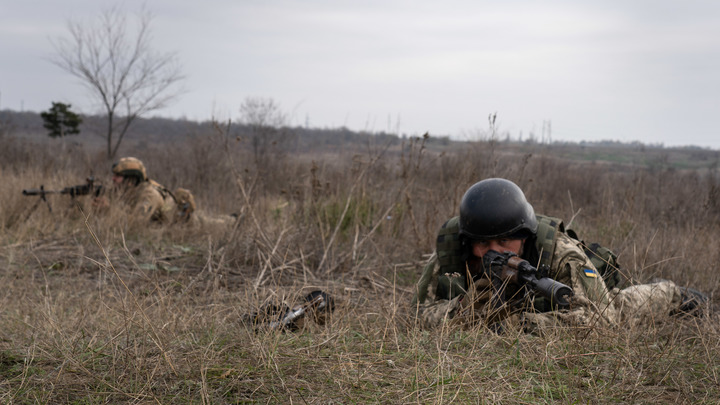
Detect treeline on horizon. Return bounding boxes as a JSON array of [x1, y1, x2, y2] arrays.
[[1, 108, 716, 154]]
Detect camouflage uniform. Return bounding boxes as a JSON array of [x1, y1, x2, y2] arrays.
[[189, 211, 237, 229], [110, 157, 174, 223], [122, 180, 173, 222], [412, 217, 685, 331]]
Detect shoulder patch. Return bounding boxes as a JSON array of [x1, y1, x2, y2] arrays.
[[583, 268, 599, 278]]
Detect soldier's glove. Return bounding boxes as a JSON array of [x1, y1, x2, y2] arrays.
[[453, 276, 493, 327], [480, 251, 528, 304], [458, 276, 493, 311], [453, 254, 519, 328]]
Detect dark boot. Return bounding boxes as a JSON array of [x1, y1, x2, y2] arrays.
[[672, 286, 710, 317]]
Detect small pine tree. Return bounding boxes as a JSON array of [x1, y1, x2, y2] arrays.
[[40, 102, 83, 138]]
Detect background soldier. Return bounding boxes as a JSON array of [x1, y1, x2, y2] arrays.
[[103, 157, 234, 229], [98, 157, 174, 223], [412, 178, 708, 332]]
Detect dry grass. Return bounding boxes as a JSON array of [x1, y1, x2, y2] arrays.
[[1, 130, 719, 403]]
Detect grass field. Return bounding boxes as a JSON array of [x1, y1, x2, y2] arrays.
[[1, 128, 719, 403]]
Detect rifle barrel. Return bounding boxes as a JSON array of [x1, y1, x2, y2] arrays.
[[528, 276, 573, 309], [22, 189, 61, 196]]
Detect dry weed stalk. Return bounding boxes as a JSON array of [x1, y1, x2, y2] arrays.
[[80, 206, 177, 375], [1, 128, 719, 402]]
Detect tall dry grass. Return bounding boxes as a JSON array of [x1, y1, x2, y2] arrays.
[[0, 129, 719, 403]]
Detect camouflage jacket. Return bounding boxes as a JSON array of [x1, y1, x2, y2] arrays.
[[117, 180, 173, 223]]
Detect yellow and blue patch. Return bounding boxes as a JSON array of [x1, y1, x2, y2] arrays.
[[583, 268, 599, 278]]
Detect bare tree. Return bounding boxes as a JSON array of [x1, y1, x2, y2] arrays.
[[239, 97, 292, 168], [51, 5, 185, 159]]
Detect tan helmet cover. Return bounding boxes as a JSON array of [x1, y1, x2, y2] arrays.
[[112, 157, 148, 182]]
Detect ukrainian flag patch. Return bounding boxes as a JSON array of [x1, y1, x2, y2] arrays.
[[583, 268, 599, 278]]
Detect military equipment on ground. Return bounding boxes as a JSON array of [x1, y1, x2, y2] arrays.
[[269, 290, 334, 330], [247, 290, 335, 331]]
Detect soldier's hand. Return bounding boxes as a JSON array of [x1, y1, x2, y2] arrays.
[[456, 272, 524, 328], [457, 276, 493, 314]]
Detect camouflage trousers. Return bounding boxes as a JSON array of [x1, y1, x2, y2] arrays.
[[416, 280, 684, 332], [187, 211, 236, 229], [522, 280, 683, 331]]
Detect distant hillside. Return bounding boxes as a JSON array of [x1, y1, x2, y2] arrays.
[[1, 109, 718, 171]]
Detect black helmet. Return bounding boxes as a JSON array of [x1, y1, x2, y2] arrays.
[[458, 178, 538, 240]]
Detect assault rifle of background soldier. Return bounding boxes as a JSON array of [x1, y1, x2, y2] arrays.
[[22, 176, 104, 213]]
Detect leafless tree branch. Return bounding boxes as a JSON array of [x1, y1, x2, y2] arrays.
[[50, 5, 185, 159]]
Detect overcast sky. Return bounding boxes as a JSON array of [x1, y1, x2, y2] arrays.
[[2, 0, 719, 149]]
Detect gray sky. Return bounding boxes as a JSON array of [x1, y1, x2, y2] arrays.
[[2, 0, 719, 149]]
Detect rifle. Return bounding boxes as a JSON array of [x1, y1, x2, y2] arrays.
[[22, 177, 104, 212], [248, 290, 335, 331], [481, 250, 574, 310]]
